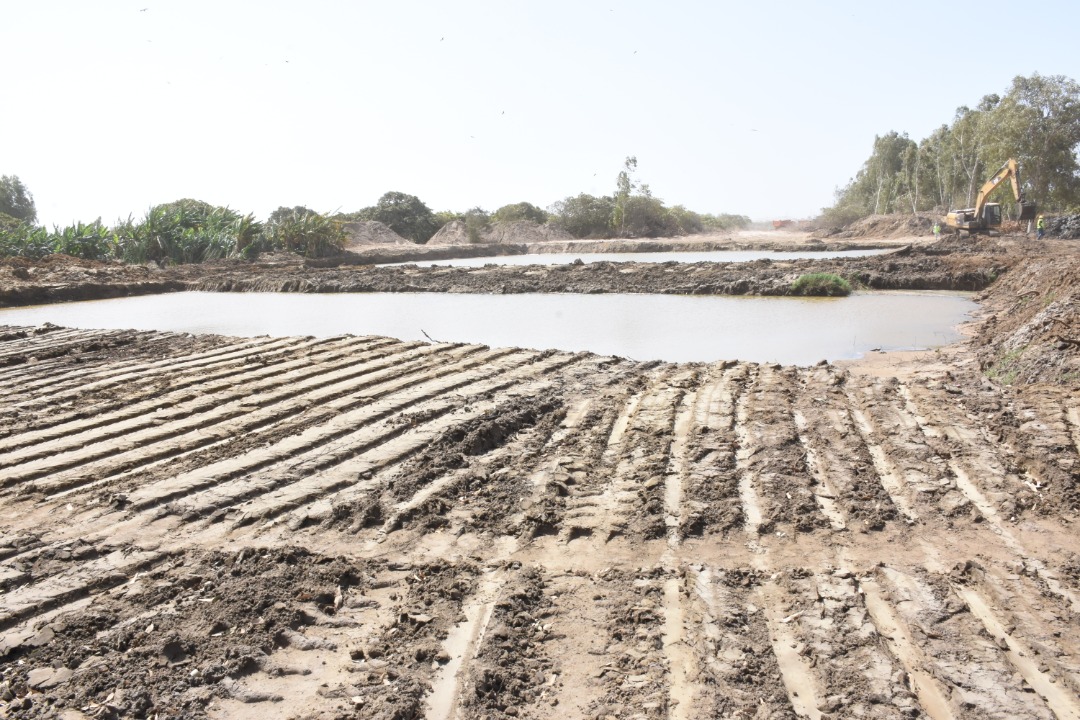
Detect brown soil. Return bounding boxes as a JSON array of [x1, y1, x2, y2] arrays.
[[340, 222, 413, 249], [0, 227, 1079, 718]]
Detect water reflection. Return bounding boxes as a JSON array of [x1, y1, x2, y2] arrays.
[[0, 290, 974, 365]]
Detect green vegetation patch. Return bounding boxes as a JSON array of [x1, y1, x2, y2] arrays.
[[790, 273, 852, 297], [984, 345, 1027, 386]]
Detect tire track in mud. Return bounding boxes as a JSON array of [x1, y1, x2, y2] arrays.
[[897, 383, 1080, 612], [0, 349, 585, 577], [0, 337, 350, 441], [559, 366, 689, 544], [4, 326, 1080, 718], [0, 335, 402, 458], [2, 334, 303, 407], [793, 365, 900, 531], [671, 362, 748, 538], [3, 343, 500, 497], [843, 377, 952, 523], [736, 364, 830, 537], [870, 564, 1061, 719]]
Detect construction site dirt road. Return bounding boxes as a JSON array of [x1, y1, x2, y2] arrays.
[[0, 231, 1078, 719]]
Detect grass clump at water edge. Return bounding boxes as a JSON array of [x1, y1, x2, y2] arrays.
[[790, 273, 852, 297]]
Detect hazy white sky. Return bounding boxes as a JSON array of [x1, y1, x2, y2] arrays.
[[4, 1, 1079, 227]]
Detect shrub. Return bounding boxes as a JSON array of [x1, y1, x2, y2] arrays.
[[790, 273, 852, 296], [549, 193, 616, 238], [262, 209, 345, 258], [463, 207, 490, 243], [492, 202, 548, 225]]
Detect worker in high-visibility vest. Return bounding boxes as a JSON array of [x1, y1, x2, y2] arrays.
[[932, 222, 941, 240], [1037, 215, 1046, 240]]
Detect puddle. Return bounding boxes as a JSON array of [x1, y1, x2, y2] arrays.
[[0, 290, 975, 365], [383, 248, 889, 267]]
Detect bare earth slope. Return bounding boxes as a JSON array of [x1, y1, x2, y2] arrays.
[[0, 232, 1078, 719]]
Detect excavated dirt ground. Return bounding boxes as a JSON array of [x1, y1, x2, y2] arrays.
[[0, 230, 1079, 719]]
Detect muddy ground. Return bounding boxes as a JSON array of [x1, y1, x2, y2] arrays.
[[0, 229, 1078, 719], [0, 233, 1007, 308]]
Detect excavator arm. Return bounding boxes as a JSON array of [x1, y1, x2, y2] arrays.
[[973, 159, 1037, 222], [945, 157, 1037, 233]]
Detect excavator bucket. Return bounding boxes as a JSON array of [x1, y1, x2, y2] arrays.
[[1018, 201, 1037, 221]]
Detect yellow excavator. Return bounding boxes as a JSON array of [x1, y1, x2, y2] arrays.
[[944, 158, 1037, 234]]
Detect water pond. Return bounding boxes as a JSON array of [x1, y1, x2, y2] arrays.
[[0, 290, 976, 365]]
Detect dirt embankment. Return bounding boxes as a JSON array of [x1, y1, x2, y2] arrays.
[[0, 237, 1011, 308], [194, 248, 1001, 296]]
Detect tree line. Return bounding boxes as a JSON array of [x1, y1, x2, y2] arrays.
[[0, 161, 749, 264], [822, 73, 1080, 226]]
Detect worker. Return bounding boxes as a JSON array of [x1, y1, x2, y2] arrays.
[[1036, 215, 1046, 240], [932, 222, 941, 240]]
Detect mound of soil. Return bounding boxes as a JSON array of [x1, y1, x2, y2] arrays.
[[974, 251, 1080, 385], [426, 220, 470, 246], [483, 221, 572, 244], [1045, 214, 1080, 239], [427, 220, 573, 247], [821, 213, 936, 239], [341, 221, 412, 248]]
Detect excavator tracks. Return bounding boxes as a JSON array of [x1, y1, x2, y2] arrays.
[[1, 325, 1078, 719]]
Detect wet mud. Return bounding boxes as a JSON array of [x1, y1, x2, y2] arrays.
[[0, 232, 1078, 718]]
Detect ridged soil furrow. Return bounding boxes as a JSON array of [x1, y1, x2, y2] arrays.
[[875, 565, 1058, 719], [0, 327, 95, 361], [843, 377, 955, 522], [425, 569, 508, 720], [612, 366, 698, 542], [455, 566, 557, 719], [779, 568, 919, 718], [792, 365, 900, 531], [0, 548, 167, 633], [562, 367, 684, 542], [737, 364, 831, 536], [0, 336, 415, 462], [2, 342, 485, 494], [379, 357, 629, 545], [952, 561, 1080, 710], [979, 385, 1080, 515], [586, 567, 672, 719], [678, 565, 799, 718], [1, 336, 392, 445], [211, 360, 575, 532], [676, 362, 749, 538], [0, 354, 96, 393], [0, 335, 320, 441], [0, 354, 556, 577], [116, 348, 541, 515], [2, 334, 312, 408], [901, 382, 1034, 517], [0, 329, 157, 372]]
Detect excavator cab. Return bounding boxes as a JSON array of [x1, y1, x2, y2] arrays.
[[982, 204, 1002, 227]]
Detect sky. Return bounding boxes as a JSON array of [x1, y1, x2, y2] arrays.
[[3, 0, 1080, 228]]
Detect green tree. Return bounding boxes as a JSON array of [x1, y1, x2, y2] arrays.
[[492, 201, 548, 224], [463, 206, 490, 243], [985, 74, 1080, 210], [368, 191, 440, 244], [268, 205, 316, 224], [549, 193, 616, 238], [612, 156, 638, 235], [263, 209, 344, 258], [0, 175, 37, 223]]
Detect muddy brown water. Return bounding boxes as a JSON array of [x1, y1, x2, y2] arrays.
[[0, 289, 975, 364], [382, 248, 890, 267]]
